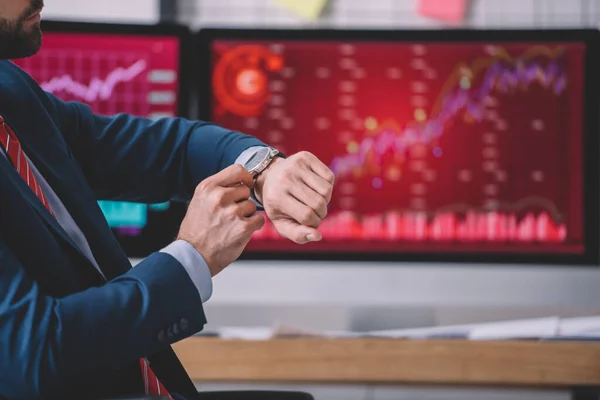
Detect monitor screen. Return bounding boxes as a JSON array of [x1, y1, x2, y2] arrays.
[[14, 21, 190, 256], [202, 30, 600, 264]]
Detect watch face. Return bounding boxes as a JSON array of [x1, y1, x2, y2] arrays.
[[245, 147, 271, 171]]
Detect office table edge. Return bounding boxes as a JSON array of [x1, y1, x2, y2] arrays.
[[172, 337, 600, 387]]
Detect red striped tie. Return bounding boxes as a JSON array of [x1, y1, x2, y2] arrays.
[[0, 115, 52, 214], [0, 115, 173, 399]]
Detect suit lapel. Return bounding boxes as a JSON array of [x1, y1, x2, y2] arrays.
[[2, 113, 131, 281], [0, 149, 97, 265]]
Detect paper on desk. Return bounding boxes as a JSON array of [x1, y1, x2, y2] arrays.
[[216, 325, 362, 340], [366, 317, 561, 340], [218, 326, 275, 340], [209, 316, 600, 341], [468, 317, 559, 340], [274, 0, 328, 20], [366, 322, 475, 339], [272, 324, 364, 338], [555, 316, 600, 337], [271, 317, 561, 340]]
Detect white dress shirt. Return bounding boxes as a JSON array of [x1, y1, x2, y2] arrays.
[[0, 145, 265, 303]]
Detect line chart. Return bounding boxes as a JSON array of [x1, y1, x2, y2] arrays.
[[41, 59, 148, 102], [330, 48, 566, 178]]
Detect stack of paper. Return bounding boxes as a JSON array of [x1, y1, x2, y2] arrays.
[[202, 316, 600, 341], [555, 316, 600, 338], [367, 317, 561, 340], [365, 316, 600, 340]]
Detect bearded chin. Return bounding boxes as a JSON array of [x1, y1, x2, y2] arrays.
[[0, 19, 42, 60]]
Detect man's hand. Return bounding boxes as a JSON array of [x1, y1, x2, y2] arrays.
[[177, 165, 265, 276], [255, 151, 334, 244]]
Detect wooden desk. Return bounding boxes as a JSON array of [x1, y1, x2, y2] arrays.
[[173, 337, 600, 399]]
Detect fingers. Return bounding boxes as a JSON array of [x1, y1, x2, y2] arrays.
[[245, 212, 266, 232], [303, 154, 335, 185], [207, 164, 254, 189], [281, 193, 321, 228], [230, 199, 260, 236], [289, 154, 332, 220], [294, 152, 334, 204], [235, 199, 257, 218], [198, 165, 254, 206], [299, 171, 334, 203], [273, 218, 322, 244], [289, 183, 327, 220], [237, 212, 265, 245], [222, 184, 252, 204]]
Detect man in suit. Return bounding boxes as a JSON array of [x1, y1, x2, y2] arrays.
[[0, 0, 334, 399]]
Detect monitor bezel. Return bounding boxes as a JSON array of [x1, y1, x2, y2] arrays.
[[197, 28, 600, 266]]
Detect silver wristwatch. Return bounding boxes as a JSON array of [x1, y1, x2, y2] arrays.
[[244, 147, 280, 178]]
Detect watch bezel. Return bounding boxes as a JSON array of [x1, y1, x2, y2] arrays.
[[246, 147, 279, 177]]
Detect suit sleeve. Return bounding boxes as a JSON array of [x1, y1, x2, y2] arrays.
[[43, 92, 267, 202], [0, 236, 206, 399]]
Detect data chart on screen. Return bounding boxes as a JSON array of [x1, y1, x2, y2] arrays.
[[14, 32, 182, 239], [15, 32, 180, 119], [210, 40, 586, 256]]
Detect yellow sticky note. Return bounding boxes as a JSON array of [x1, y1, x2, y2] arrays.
[[275, 0, 328, 20]]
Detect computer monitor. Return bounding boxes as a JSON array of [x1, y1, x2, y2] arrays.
[[198, 28, 600, 265], [14, 20, 191, 256]]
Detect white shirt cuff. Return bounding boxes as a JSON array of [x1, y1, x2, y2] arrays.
[[235, 146, 267, 166], [160, 240, 213, 303]]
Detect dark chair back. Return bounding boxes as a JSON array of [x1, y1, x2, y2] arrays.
[[199, 391, 314, 400]]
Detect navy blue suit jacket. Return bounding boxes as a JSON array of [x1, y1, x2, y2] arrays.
[[0, 60, 265, 399]]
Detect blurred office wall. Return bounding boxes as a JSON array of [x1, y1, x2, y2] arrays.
[[43, 0, 159, 23], [179, 0, 599, 28]]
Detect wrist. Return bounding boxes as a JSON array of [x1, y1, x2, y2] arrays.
[[254, 156, 283, 204], [175, 236, 219, 277], [161, 240, 214, 302]]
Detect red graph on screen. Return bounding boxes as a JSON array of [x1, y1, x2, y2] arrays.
[[13, 33, 181, 234], [253, 210, 566, 242], [14, 33, 180, 118], [212, 40, 585, 255], [331, 47, 567, 179], [40, 59, 148, 102]]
